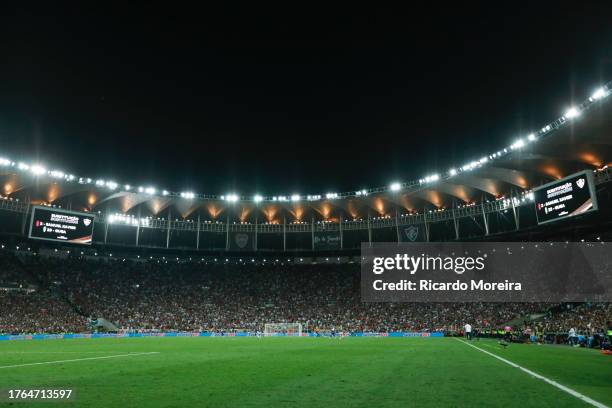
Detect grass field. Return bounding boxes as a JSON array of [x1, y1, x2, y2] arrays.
[[1, 337, 611, 407]]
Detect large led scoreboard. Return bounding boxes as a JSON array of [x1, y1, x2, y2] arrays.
[[28, 206, 95, 244], [533, 170, 598, 225]]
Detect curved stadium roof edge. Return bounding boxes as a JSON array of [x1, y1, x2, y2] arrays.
[[1, 81, 612, 221]]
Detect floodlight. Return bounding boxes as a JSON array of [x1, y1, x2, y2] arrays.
[[591, 87, 607, 100], [564, 107, 580, 119], [30, 165, 46, 175], [511, 139, 525, 150], [389, 182, 401, 191]]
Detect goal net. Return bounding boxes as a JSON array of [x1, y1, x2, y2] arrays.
[[264, 323, 303, 337]]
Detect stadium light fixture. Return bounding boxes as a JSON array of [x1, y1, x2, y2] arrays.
[[564, 107, 580, 119], [420, 175, 439, 184], [0, 158, 10, 166], [181, 191, 195, 199], [527, 133, 536, 142], [326, 192, 338, 199], [144, 187, 156, 195], [124, 184, 131, 191], [106, 181, 118, 190], [162, 190, 169, 196], [253, 194, 263, 203], [449, 168, 457, 176], [30, 164, 46, 176], [291, 194, 300, 202], [389, 182, 401, 191], [510, 139, 525, 150], [225, 193, 239, 202], [591, 87, 607, 100]]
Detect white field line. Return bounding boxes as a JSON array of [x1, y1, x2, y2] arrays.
[[455, 339, 608, 408], [0, 351, 159, 369], [0, 351, 128, 354]]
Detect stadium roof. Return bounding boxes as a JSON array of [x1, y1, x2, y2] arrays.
[[1, 83, 611, 222]]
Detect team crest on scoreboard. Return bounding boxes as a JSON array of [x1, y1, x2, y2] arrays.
[[235, 233, 249, 249], [404, 226, 419, 242]]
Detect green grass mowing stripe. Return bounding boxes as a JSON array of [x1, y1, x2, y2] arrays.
[[1, 337, 605, 407], [455, 339, 609, 408]]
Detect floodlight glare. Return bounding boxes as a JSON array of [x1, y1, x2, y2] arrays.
[[106, 181, 118, 190], [226, 193, 239, 202], [527, 133, 536, 142], [144, 187, 156, 195], [389, 182, 401, 191], [511, 139, 525, 150], [291, 194, 300, 202], [30, 165, 46, 176], [564, 107, 580, 119], [253, 194, 263, 203], [591, 87, 607, 100], [449, 168, 457, 176]]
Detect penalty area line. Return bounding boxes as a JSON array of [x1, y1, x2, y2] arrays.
[[455, 339, 608, 408], [0, 352, 160, 369]]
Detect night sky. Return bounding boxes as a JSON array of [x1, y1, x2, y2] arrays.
[[2, 4, 612, 196]]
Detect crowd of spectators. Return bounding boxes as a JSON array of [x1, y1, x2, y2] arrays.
[[0, 251, 609, 338]]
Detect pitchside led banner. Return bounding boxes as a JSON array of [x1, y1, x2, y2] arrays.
[[29, 206, 95, 244], [534, 170, 598, 225], [361, 242, 612, 302]]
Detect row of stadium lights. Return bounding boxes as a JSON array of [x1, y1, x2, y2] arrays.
[[3, 242, 606, 266], [0, 85, 610, 203]]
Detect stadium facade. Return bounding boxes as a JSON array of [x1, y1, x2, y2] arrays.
[[1, 84, 611, 253]]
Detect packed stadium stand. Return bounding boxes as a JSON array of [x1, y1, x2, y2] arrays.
[[1, 245, 610, 347], [1, 82, 611, 349]]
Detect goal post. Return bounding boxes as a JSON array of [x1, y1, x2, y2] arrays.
[[264, 323, 303, 337]]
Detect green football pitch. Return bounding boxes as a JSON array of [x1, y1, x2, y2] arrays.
[[0, 337, 611, 407]]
